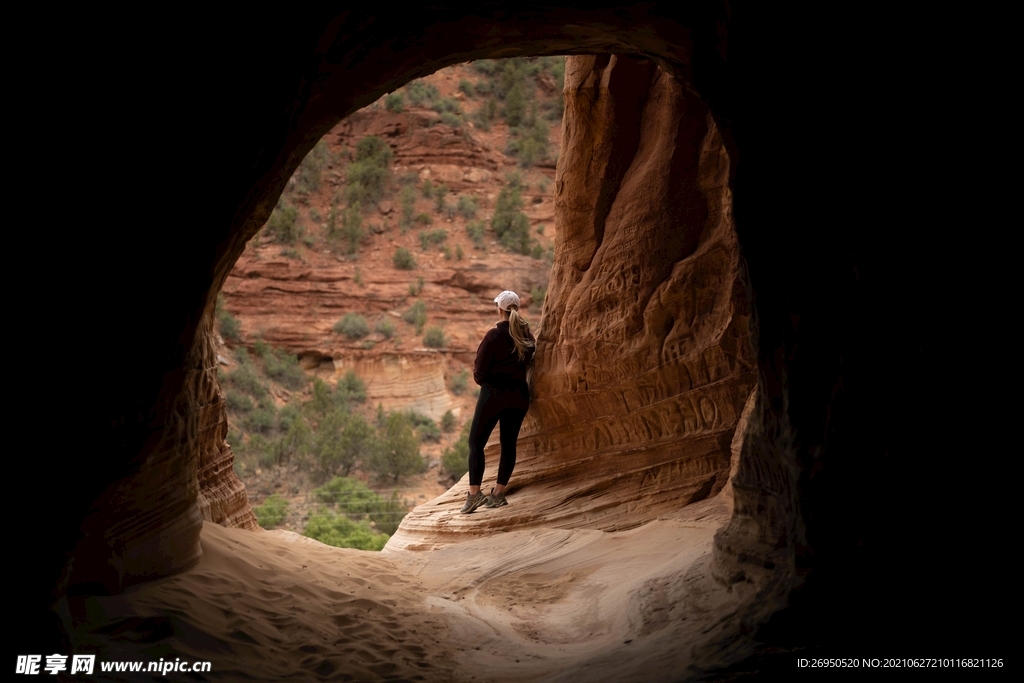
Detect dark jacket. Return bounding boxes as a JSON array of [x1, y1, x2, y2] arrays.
[[473, 320, 535, 389]]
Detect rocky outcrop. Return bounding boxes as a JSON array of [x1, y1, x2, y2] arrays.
[[390, 55, 755, 548]]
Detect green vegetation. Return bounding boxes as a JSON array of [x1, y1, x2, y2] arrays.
[[296, 139, 332, 194], [215, 294, 241, 342], [441, 410, 456, 432], [393, 247, 416, 270], [312, 410, 376, 482], [414, 212, 433, 226], [401, 410, 440, 443], [441, 421, 471, 480], [423, 326, 447, 348], [375, 316, 396, 338], [345, 136, 393, 206], [254, 494, 288, 529], [408, 276, 424, 296], [336, 370, 368, 403], [449, 369, 469, 395], [399, 185, 416, 232], [406, 79, 440, 106], [491, 182, 533, 254], [266, 197, 301, 244], [421, 179, 434, 199], [334, 313, 370, 339], [353, 269, 364, 286], [254, 340, 307, 390], [384, 92, 404, 113], [455, 244, 464, 260], [313, 476, 407, 535], [432, 183, 449, 213], [367, 412, 425, 484], [280, 248, 302, 260], [466, 220, 486, 249], [456, 195, 478, 219], [402, 300, 427, 333], [336, 203, 363, 255], [420, 229, 447, 251], [304, 508, 390, 551], [458, 79, 475, 97], [530, 284, 547, 309]]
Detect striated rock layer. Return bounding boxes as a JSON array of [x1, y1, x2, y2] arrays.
[[391, 55, 755, 549]]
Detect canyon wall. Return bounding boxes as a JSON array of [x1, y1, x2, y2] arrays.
[[390, 55, 756, 549]]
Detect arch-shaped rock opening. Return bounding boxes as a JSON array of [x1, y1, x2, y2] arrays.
[[23, 2, 1006, 677]]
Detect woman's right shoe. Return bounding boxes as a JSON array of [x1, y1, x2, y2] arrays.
[[461, 491, 485, 513], [483, 488, 508, 508]]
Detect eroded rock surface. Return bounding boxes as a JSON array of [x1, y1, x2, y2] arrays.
[[392, 55, 755, 548]]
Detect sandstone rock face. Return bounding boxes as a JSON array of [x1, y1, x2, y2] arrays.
[[391, 55, 755, 548]]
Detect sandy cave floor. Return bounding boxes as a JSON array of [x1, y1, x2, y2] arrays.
[[67, 491, 751, 683]]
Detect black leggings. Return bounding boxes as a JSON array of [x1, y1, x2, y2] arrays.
[[467, 384, 529, 487]]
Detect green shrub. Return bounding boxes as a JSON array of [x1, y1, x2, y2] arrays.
[[441, 410, 456, 432], [266, 197, 300, 244], [507, 112, 551, 167], [473, 59, 498, 75], [405, 412, 440, 442], [226, 390, 253, 413], [368, 412, 425, 484], [262, 347, 307, 390], [449, 369, 469, 395], [393, 247, 416, 270], [336, 370, 367, 403], [384, 92, 404, 112], [345, 136, 392, 206], [423, 326, 447, 348], [473, 99, 497, 130], [530, 284, 547, 308], [456, 195, 478, 219], [531, 243, 544, 259], [336, 203, 363, 255], [312, 410, 377, 482], [439, 111, 462, 128], [458, 79, 475, 97], [414, 212, 433, 226], [254, 494, 289, 529], [375, 316, 396, 338], [280, 248, 302, 260], [442, 245, 452, 260], [296, 139, 331, 194], [455, 244, 464, 260], [420, 229, 447, 251], [399, 185, 416, 232], [243, 404, 277, 434], [441, 422, 471, 479], [504, 81, 526, 126], [334, 313, 370, 339], [353, 269, 364, 286], [491, 184, 532, 254], [225, 359, 268, 401], [312, 476, 407, 535], [408, 276, 424, 296], [406, 79, 439, 106], [303, 508, 390, 551], [432, 183, 449, 213], [215, 294, 242, 342], [421, 179, 434, 199], [403, 300, 427, 333], [466, 220, 486, 249]]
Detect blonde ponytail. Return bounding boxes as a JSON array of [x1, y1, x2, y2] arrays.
[[506, 306, 535, 361]]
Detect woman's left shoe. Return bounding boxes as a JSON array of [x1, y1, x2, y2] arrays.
[[483, 488, 508, 508]]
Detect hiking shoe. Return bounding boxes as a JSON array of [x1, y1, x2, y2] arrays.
[[461, 491, 485, 514], [483, 489, 508, 508]]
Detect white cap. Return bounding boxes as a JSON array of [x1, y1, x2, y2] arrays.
[[494, 290, 521, 311]]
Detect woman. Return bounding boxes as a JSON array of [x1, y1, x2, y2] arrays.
[[461, 290, 536, 513]]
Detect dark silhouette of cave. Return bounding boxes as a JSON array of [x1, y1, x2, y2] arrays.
[[17, 1, 1007, 676]]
